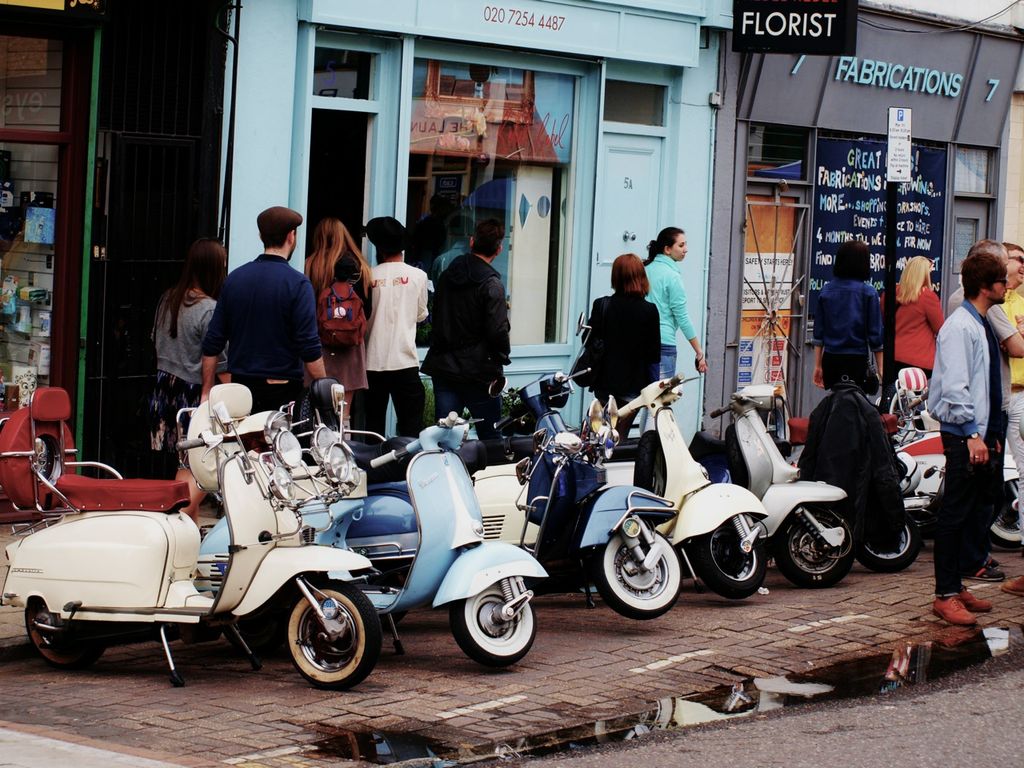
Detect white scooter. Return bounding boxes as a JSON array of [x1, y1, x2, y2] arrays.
[[701, 385, 922, 587], [0, 385, 382, 690]]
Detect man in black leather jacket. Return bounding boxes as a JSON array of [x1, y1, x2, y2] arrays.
[[422, 218, 510, 439]]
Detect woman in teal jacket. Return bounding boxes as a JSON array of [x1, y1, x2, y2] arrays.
[[643, 226, 707, 379]]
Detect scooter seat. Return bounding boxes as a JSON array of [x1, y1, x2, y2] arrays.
[[689, 430, 727, 459], [459, 439, 488, 474], [482, 436, 535, 466], [349, 437, 415, 484], [56, 475, 190, 513]]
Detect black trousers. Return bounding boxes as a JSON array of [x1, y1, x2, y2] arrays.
[[365, 368, 425, 438], [230, 375, 304, 416]]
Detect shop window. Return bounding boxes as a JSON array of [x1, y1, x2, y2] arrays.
[[603, 80, 665, 126], [0, 143, 57, 402], [407, 58, 575, 346], [954, 147, 991, 195], [312, 47, 373, 99], [952, 217, 979, 274], [747, 124, 807, 181]]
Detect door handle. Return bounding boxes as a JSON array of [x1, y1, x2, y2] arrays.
[[622, 231, 636, 242]]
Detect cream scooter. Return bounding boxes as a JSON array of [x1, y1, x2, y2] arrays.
[[0, 385, 382, 690], [614, 376, 770, 599]]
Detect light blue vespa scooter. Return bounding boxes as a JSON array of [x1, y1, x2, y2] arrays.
[[200, 387, 547, 667]]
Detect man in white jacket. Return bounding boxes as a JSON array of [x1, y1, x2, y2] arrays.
[[928, 243, 1007, 625]]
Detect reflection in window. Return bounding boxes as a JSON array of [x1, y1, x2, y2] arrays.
[[1, 36, 63, 132], [954, 147, 990, 194], [747, 124, 807, 181], [407, 59, 575, 345], [312, 47, 373, 99], [952, 217, 978, 274]]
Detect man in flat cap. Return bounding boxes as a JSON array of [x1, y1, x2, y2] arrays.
[[364, 216, 429, 437], [201, 205, 325, 412]]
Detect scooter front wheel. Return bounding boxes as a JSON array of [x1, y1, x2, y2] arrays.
[[687, 521, 767, 600], [449, 584, 536, 667], [590, 530, 681, 620], [989, 479, 1021, 549], [286, 580, 382, 690], [25, 598, 105, 670], [771, 506, 855, 588]]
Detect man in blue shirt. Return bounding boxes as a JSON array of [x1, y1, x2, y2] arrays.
[[927, 243, 1007, 625], [201, 206, 325, 413]]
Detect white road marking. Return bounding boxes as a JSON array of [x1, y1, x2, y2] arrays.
[[224, 745, 303, 763], [437, 694, 529, 720], [788, 614, 871, 633], [629, 648, 714, 673]]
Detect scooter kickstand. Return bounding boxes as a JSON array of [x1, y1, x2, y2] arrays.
[[677, 547, 705, 593], [159, 624, 185, 687], [224, 624, 263, 671], [385, 613, 405, 655]]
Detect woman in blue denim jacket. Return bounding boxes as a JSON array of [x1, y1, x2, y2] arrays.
[[812, 239, 884, 391]]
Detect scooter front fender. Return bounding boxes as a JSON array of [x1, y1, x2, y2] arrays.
[[760, 481, 847, 537], [231, 546, 373, 617], [576, 485, 676, 551], [432, 542, 548, 607], [670, 484, 768, 544]]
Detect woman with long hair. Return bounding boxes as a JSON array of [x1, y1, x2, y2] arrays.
[[149, 237, 227, 522], [304, 218, 373, 418], [887, 255, 943, 377], [643, 227, 707, 380], [812, 239, 884, 391], [587, 253, 660, 437]]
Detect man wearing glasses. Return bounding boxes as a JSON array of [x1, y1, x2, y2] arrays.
[[928, 242, 1008, 624]]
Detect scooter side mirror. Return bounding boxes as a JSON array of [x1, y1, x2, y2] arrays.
[[606, 396, 618, 429], [331, 383, 346, 425], [576, 311, 588, 336], [588, 398, 604, 434], [211, 401, 232, 432]]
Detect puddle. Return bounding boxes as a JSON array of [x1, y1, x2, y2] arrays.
[[305, 626, 1020, 765]]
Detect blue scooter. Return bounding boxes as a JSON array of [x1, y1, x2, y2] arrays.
[[201, 382, 546, 667], [478, 371, 683, 620]]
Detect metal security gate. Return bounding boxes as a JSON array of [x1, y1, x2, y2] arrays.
[[82, 1, 225, 476]]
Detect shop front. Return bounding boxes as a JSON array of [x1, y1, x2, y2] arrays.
[[0, 2, 102, 520], [708, 9, 1023, 420], [226, 0, 731, 433]]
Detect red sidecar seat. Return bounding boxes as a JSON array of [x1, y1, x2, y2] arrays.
[[0, 387, 188, 513]]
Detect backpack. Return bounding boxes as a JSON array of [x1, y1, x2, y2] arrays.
[[317, 281, 366, 348]]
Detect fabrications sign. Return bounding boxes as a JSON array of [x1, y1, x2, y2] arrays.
[[733, 0, 857, 55]]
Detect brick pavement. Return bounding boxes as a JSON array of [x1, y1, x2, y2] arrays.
[[1, 525, 1023, 768]]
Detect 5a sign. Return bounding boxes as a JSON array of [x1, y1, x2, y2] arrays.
[[733, 0, 857, 56]]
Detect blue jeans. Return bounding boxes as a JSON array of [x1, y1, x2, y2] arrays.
[[649, 344, 677, 382], [432, 377, 501, 440]]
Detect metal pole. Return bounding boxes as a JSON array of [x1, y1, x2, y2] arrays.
[[883, 180, 898, 389]]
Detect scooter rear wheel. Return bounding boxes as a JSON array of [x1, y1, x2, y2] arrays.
[[590, 530, 681, 620], [25, 598, 105, 670], [449, 584, 536, 667], [286, 581, 382, 690], [856, 520, 922, 573], [989, 479, 1021, 549]]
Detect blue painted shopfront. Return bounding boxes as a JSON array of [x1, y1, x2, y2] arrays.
[[224, 0, 731, 434]]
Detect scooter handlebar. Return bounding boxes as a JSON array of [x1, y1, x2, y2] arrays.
[[709, 406, 729, 418], [370, 448, 407, 469], [175, 437, 206, 451]]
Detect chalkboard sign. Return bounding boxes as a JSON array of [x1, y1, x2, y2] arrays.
[[808, 137, 946, 328]]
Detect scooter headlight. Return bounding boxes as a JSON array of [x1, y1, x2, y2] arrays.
[[264, 410, 290, 445], [310, 425, 342, 466], [273, 430, 303, 469], [324, 442, 357, 486], [270, 464, 295, 502]]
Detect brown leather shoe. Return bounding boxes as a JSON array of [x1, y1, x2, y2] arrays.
[[1001, 575, 1024, 597], [958, 588, 992, 613], [932, 596, 977, 626]]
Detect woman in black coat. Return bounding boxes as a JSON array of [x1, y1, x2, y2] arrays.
[[588, 253, 661, 438]]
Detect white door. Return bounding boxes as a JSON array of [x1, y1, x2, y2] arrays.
[[591, 133, 663, 303]]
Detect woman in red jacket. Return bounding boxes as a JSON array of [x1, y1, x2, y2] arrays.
[[888, 256, 944, 377]]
